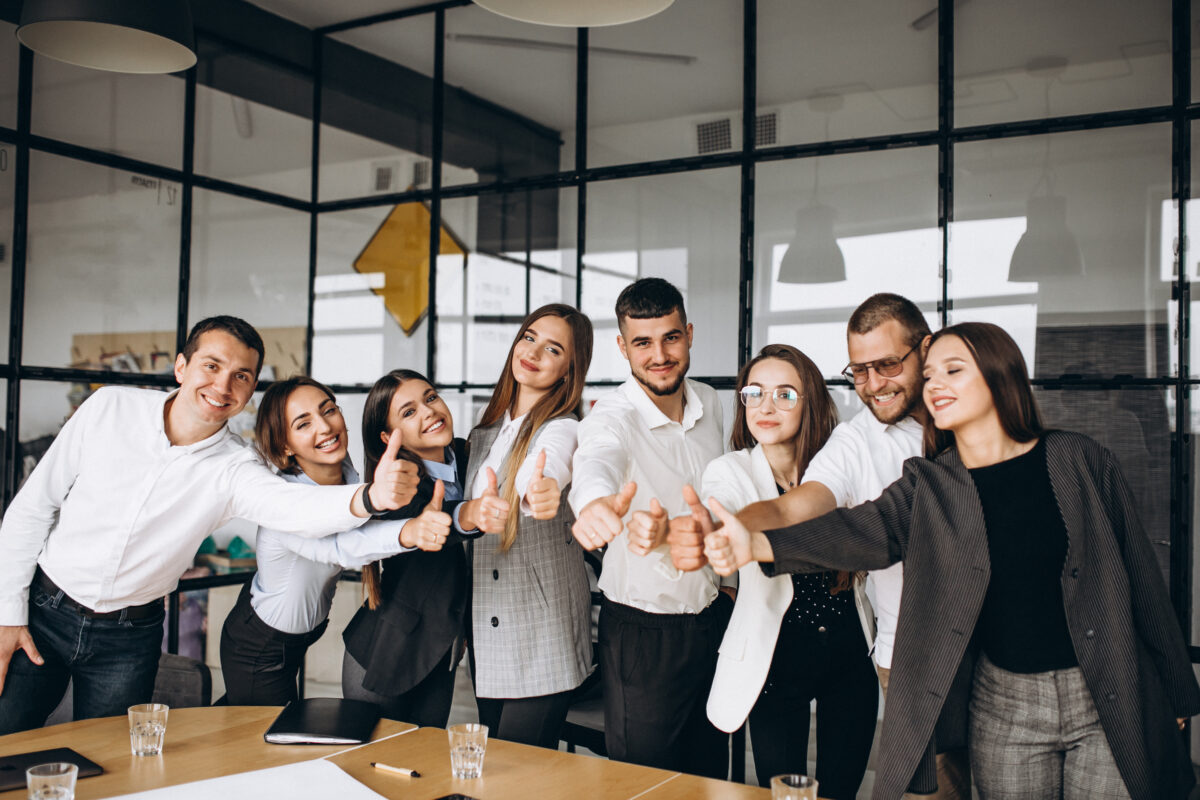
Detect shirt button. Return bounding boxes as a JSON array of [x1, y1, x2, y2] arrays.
[[1105, 692, 1117, 701], [1085, 629, 1095, 639], [1071, 567, 1079, 578], [490, 617, 499, 627], [492, 570, 499, 580], [817, 626, 827, 633]]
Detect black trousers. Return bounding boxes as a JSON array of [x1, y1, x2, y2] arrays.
[[219, 582, 328, 706], [748, 622, 879, 800], [341, 646, 457, 728], [598, 592, 733, 779], [475, 692, 574, 750]]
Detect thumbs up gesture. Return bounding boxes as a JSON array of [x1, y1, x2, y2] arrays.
[[525, 450, 561, 520], [704, 497, 756, 576], [461, 467, 512, 534], [400, 480, 452, 551], [626, 498, 668, 556], [571, 481, 637, 551], [365, 428, 421, 513], [667, 484, 716, 571]]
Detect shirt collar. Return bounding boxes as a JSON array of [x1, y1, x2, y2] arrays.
[[424, 448, 458, 482], [159, 389, 235, 454], [283, 459, 359, 486], [858, 406, 924, 438], [620, 377, 704, 432]]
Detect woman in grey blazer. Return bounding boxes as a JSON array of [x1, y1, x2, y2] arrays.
[[705, 322, 1200, 800], [464, 304, 595, 749]]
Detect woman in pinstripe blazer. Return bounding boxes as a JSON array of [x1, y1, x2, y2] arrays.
[[705, 322, 1200, 800], [464, 304, 595, 749]]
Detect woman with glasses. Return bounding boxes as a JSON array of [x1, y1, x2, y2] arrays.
[[703, 345, 878, 800], [705, 324, 1200, 800]]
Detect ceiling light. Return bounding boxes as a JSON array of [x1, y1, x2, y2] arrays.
[[1008, 194, 1084, 281], [473, 0, 675, 28], [17, 0, 196, 74], [778, 205, 846, 284]]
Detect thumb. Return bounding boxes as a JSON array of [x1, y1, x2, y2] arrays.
[[430, 479, 445, 511], [532, 449, 547, 482], [707, 497, 735, 529], [382, 428, 403, 462], [682, 484, 704, 515], [485, 467, 499, 496], [613, 481, 637, 515], [650, 497, 665, 519]]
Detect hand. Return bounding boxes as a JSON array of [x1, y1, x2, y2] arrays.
[[400, 480, 451, 552], [525, 450, 561, 520], [705, 497, 754, 576], [626, 498, 668, 556], [668, 484, 715, 571], [369, 429, 421, 511], [461, 468, 511, 534], [0, 624, 42, 694], [1179, 717, 1188, 731], [571, 481, 637, 551]]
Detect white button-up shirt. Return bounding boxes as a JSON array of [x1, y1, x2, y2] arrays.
[[0, 386, 364, 625], [468, 413, 577, 513], [570, 378, 725, 614], [801, 407, 923, 668]]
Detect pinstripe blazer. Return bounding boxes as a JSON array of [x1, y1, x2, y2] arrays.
[[763, 430, 1200, 800], [465, 417, 593, 698]]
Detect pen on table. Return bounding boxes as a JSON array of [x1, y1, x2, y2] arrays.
[[371, 762, 421, 778]]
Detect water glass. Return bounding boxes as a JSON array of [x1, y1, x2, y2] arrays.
[[128, 703, 169, 756], [26, 762, 77, 800], [447, 723, 488, 779], [771, 773, 818, 800]]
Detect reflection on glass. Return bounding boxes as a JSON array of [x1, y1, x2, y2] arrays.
[[31, 56, 184, 168], [951, 125, 1172, 379], [0, 21, 17, 129], [190, 189, 310, 382], [584, 168, 740, 380], [24, 152, 180, 369], [754, 147, 940, 378], [315, 207, 429, 386], [955, 1, 1170, 128], [758, 1, 936, 146], [0, 143, 12, 357], [588, 0, 740, 168]]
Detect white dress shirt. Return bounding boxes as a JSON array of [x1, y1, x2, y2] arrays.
[[801, 407, 923, 668], [468, 413, 577, 513], [0, 386, 364, 625], [250, 461, 411, 635], [569, 378, 725, 614]]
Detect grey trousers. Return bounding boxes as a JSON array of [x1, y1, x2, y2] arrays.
[[969, 653, 1131, 800]]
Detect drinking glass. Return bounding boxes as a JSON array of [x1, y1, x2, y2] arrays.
[[771, 773, 819, 800], [26, 762, 77, 800], [447, 723, 488, 779], [128, 703, 169, 756]]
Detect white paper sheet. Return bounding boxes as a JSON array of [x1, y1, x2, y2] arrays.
[[111, 758, 388, 800]]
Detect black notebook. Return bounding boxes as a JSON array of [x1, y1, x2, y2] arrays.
[[0, 747, 104, 792], [263, 698, 382, 745]]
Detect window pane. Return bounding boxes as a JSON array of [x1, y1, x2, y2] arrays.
[[753, 147, 941, 378], [194, 38, 312, 200], [24, 153, 180, 368], [320, 16, 441, 202], [1182, 123, 1200, 377], [30, 57, 184, 168], [583, 168, 741, 381], [950, 125, 1172, 379], [0, 21, 17, 129], [189, 189, 309, 382], [588, 0, 741, 168], [315, 206, 429, 386], [757, 1, 936, 147], [955, 0, 1170, 128]]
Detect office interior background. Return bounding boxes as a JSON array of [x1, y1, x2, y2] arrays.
[[1, 0, 1199, 764]]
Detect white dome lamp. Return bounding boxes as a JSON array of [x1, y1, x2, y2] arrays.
[[473, 0, 675, 27], [17, 0, 196, 74]]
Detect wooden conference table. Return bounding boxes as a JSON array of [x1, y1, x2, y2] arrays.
[[0, 707, 773, 799]]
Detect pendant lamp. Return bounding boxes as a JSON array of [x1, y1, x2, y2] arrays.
[[778, 204, 846, 284], [17, 0, 196, 74], [1008, 194, 1084, 281], [473, 0, 674, 27]]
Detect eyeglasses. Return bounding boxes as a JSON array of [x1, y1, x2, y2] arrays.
[[739, 385, 801, 410], [841, 344, 918, 385]]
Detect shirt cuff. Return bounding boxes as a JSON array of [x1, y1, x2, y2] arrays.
[[0, 597, 30, 626], [569, 486, 611, 517], [452, 503, 476, 534]]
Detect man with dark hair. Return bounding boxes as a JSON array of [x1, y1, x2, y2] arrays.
[[0, 316, 420, 734], [569, 277, 732, 778]]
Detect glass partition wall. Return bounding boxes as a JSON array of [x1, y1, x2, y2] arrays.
[[1, 0, 1199, 669]]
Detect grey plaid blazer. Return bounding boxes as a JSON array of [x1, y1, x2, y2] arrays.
[[764, 430, 1200, 800], [465, 417, 593, 699]]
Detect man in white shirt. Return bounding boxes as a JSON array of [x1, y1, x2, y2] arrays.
[[0, 316, 420, 734], [569, 278, 730, 779]]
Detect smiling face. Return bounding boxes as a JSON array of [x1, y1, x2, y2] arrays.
[[282, 384, 348, 475], [922, 334, 999, 435], [172, 330, 259, 432], [617, 309, 693, 398], [384, 379, 454, 462], [511, 314, 573, 395], [846, 318, 923, 425], [743, 358, 804, 447]]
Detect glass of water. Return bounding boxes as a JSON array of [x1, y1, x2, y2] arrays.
[[26, 762, 77, 800], [771, 774, 818, 800], [447, 723, 488, 779], [128, 703, 169, 756]]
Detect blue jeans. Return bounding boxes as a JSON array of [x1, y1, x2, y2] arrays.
[[0, 583, 164, 735]]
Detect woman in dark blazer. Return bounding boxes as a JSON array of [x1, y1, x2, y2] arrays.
[[704, 322, 1200, 800]]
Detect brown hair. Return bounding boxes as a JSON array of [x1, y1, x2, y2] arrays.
[[847, 293, 930, 350], [182, 315, 266, 376], [478, 304, 593, 551], [922, 321, 1045, 457], [254, 376, 337, 475]]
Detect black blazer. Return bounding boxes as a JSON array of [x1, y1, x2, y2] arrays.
[[342, 437, 480, 696], [764, 430, 1200, 800]]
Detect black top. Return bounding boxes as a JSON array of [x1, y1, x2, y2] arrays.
[[775, 483, 854, 634], [969, 437, 1077, 673]]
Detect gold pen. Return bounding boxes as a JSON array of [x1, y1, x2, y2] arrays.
[[371, 761, 421, 778]]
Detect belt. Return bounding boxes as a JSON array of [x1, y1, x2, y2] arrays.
[[33, 569, 163, 621]]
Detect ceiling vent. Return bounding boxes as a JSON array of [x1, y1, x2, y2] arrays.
[[370, 160, 399, 194], [696, 118, 733, 155], [413, 160, 431, 188], [755, 111, 778, 147]]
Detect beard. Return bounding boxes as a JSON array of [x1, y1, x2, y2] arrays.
[[631, 356, 689, 397], [862, 382, 922, 425]]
